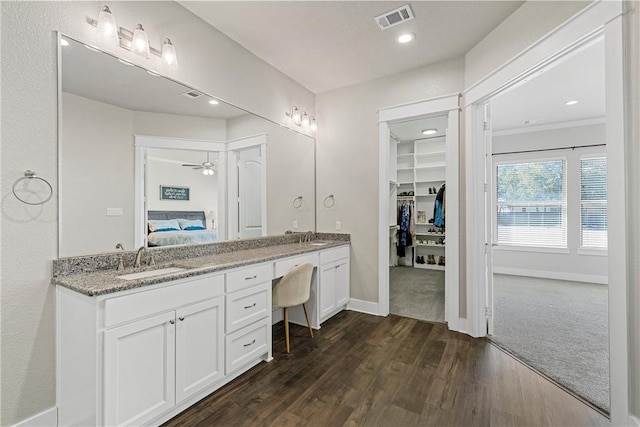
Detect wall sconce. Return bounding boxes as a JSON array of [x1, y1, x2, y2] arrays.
[[286, 106, 317, 132], [89, 5, 179, 69]]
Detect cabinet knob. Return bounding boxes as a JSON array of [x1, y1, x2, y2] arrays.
[[244, 302, 257, 309], [178, 316, 185, 321], [169, 320, 175, 325]]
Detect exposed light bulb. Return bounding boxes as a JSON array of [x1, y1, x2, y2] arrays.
[[131, 24, 150, 58], [292, 107, 301, 125], [310, 117, 317, 132], [301, 112, 310, 128], [161, 38, 179, 69], [96, 5, 118, 41]]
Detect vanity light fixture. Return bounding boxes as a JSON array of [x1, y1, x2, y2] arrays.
[[89, 5, 179, 69], [565, 100, 579, 106], [161, 38, 178, 69], [131, 24, 150, 58], [422, 128, 437, 135], [96, 5, 117, 40], [286, 106, 317, 132]]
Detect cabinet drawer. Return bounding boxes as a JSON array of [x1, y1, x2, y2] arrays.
[[319, 245, 350, 265], [225, 318, 269, 374], [104, 274, 224, 328], [226, 282, 270, 334], [274, 253, 319, 277], [226, 263, 273, 293]]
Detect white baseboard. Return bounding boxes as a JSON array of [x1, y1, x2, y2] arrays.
[[493, 267, 607, 285], [347, 298, 381, 316], [12, 407, 57, 427]]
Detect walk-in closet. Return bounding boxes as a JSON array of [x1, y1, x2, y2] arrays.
[[388, 115, 447, 323]]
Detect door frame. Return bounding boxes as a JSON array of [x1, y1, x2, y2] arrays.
[[377, 94, 461, 331], [463, 1, 630, 423]]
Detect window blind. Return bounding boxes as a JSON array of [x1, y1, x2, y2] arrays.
[[580, 156, 607, 249], [495, 159, 567, 248]]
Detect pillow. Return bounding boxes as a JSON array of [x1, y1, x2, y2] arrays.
[[177, 218, 205, 231], [148, 219, 180, 233]]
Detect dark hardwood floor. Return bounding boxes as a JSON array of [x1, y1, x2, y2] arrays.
[[163, 311, 609, 427]]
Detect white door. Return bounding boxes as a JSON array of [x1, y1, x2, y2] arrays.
[[335, 260, 350, 307], [319, 263, 336, 319], [104, 311, 176, 427], [175, 297, 225, 404], [237, 149, 264, 238], [483, 103, 495, 335]]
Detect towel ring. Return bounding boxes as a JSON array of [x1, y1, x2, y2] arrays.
[[12, 170, 53, 205], [323, 194, 335, 208], [292, 196, 303, 209]]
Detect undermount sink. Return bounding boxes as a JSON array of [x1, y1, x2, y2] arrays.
[[309, 241, 330, 246], [117, 267, 186, 281]]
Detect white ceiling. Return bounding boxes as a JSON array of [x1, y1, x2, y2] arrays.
[[389, 114, 448, 141], [491, 37, 605, 131], [180, 1, 523, 94], [61, 37, 247, 120]]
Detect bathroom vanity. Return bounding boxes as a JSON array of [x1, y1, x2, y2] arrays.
[[54, 234, 350, 426]]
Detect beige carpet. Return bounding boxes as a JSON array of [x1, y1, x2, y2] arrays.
[[389, 266, 445, 323]]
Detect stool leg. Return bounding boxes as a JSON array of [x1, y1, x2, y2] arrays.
[[303, 303, 314, 338], [284, 307, 290, 353]]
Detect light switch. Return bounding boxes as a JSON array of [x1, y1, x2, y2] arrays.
[[336, 220, 342, 230], [106, 207, 123, 216]]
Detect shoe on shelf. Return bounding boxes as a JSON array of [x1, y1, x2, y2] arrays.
[[428, 187, 433, 194], [428, 218, 434, 223], [408, 191, 414, 196]]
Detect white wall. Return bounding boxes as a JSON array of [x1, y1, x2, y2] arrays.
[[132, 111, 227, 141], [0, 1, 314, 425], [315, 57, 464, 302], [227, 114, 315, 235], [464, 1, 592, 87], [146, 156, 219, 227], [492, 123, 608, 283]]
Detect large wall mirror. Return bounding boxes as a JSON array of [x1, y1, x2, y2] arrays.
[[59, 35, 315, 257]]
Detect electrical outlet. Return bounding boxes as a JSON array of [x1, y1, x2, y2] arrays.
[[293, 220, 298, 229], [106, 207, 123, 216], [336, 220, 342, 230]]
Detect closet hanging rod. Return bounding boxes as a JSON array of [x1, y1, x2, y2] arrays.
[[492, 143, 605, 157]]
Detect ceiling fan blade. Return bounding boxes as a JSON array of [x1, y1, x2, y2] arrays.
[[182, 163, 199, 167]]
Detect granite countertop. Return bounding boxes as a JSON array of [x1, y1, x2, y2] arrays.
[[53, 240, 349, 297]]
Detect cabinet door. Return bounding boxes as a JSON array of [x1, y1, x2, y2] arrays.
[[104, 311, 175, 427], [335, 259, 350, 307], [319, 262, 336, 319], [175, 297, 224, 404]]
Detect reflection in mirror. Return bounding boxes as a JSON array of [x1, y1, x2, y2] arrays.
[[59, 35, 315, 257]]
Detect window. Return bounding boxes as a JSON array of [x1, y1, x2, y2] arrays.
[[495, 159, 567, 248], [580, 156, 607, 249]]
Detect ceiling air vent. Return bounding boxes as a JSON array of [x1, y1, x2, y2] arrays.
[[182, 89, 203, 99], [375, 5, 414, 31]]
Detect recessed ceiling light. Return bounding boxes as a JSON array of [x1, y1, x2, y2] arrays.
[[397, 33, 415, 44], [208, 99, 219, 105], [60, 39, 69, 47], [565, 100, 579, 106], [422, 129, 437, 135]]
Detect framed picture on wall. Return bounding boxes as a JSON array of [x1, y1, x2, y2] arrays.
[[160, 185, 190, 201]]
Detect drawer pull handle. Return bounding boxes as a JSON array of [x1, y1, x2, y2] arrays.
[[243, 339, 256, 347], [244, 302, 257, 309], [178, 316, 185, 321], [245, 275, 258, 280], [169, 320, 175, 325]]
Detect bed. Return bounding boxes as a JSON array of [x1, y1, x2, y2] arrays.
[[147, 210, 218, 247]]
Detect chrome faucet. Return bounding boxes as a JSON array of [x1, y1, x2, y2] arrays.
[[115, 243, 125, 270], [134, 246, 146, 268]]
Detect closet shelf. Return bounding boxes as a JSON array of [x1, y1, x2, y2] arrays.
[[415, 193, 436, 197], [414, 162, 446, 170], [397, 167, 414, 171], [416, 232, 446, 236], [397, 153, 414, 158], [416, 243, 446, 247], [415, 150, 446, 158]]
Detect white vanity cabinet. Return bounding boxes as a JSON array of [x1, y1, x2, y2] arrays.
[[319, 246, 350, 323]]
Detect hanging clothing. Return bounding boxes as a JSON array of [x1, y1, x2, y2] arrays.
[[433, 184, 446, 228], [396, 201, 413, 257]]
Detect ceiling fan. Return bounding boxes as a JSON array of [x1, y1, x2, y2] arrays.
[[182, 152, 216, 176]]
